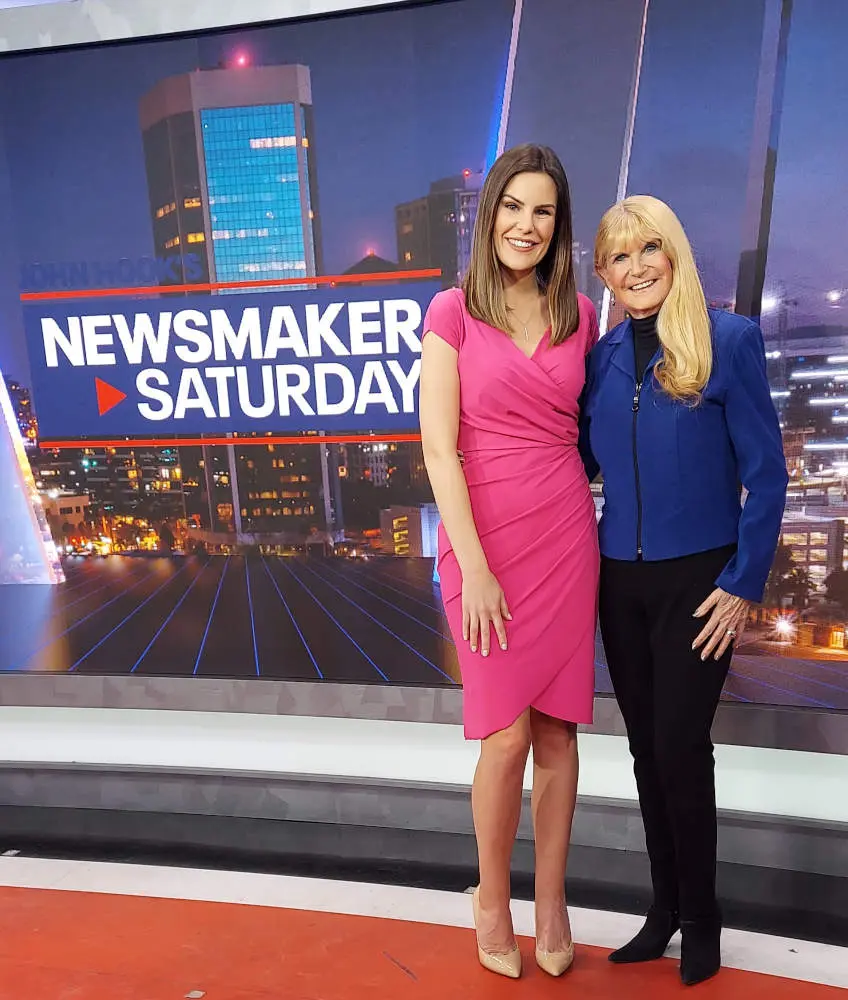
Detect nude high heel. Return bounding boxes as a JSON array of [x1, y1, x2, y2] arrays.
[[535, 903, 575, 976], [535, 940, 575, 977], [471, 887, 521, 979]]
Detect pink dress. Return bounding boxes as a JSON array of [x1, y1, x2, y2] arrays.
[[423, 288, 599, 739]]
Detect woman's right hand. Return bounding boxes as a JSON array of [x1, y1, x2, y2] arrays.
[[462, 566, 512, 656]]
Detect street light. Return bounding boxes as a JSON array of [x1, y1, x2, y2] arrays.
[[775, 616, 795, 641]]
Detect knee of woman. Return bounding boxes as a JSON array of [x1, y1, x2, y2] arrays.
[[653, 731, 715, 781], [483, 722, 531, 769], [531, 717, 577, 753]]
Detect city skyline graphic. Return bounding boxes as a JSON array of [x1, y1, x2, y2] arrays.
[[0, 0, 847, 719]]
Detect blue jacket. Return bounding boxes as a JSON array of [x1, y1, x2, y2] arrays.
[[580, 308, 788, 602]]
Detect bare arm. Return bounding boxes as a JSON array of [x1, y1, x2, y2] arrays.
[[419, 332, 486, 576], [420, 331, 510, 655]]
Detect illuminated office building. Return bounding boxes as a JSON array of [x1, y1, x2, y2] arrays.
[[778, 511, 845, 588], [139, 63, 321, 287], [769, 329, 848, 479], [396, 172, 482, 288], [139, 64, 327, 537], [380, 504, 439, 558]]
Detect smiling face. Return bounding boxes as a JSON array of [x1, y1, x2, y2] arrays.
[[599, 237, 674, 319], [492, 171, 558, 279]]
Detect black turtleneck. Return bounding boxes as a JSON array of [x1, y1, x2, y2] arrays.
[[632, 312, 660, 382]]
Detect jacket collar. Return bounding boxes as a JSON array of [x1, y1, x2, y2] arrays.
[[605, 316, 664, 382], [606, 317, 635, 378]]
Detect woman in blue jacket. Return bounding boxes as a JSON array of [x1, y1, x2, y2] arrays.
[[581, 196, 787, 986]]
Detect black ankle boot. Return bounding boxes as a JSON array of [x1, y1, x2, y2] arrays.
[[608, 906, 679, 963], [680, 918, 721, 985]]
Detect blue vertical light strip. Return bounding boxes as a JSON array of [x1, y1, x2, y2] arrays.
[[599, 0, 651, 335], [244, 556, 261, 677], [484, 54, 509, 172], [193, 555, 230, 675], [0, 368, 64, 585], [491, 0, 524, 166]]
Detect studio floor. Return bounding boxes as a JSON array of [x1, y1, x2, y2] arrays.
[[0, 856, 845, 999]]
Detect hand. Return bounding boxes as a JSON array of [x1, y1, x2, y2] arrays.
[[692, 588, 750, 661], [462, 566, 511, 657]]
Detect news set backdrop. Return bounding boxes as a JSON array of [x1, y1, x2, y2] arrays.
[[0, 0, 846, 729]]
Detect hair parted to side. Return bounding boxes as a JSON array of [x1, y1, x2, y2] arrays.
[[462, 144, 579, 346], [595, 195, 712, 401]]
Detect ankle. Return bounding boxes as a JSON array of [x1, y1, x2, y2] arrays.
[[607, 905, 679, 964], [647, 904, 680, 923], [680, 915, 722, 936], [535, 904, 571, 950], [680, 920, 721, 986], [534, 895, 566, 918]]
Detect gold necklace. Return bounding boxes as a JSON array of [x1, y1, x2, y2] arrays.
[[509, 306, 536, 342]]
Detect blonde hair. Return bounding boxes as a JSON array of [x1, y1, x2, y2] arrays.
[[594, 195, 712, 401], [463, 144, 579, 346]]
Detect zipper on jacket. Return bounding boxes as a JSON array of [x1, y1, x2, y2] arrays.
[[632, 380, 644, 559]]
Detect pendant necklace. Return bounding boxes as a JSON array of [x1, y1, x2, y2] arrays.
[[512, 309, 534, 342]]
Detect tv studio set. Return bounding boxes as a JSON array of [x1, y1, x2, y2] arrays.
[[0, 0, 844, 997]]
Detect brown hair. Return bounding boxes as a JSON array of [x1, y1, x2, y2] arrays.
[[462, 144, 579, 346]]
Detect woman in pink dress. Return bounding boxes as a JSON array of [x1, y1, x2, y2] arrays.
[[419, 144, 599, 979]]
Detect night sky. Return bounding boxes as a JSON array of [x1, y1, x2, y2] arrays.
[[1, 0, 846, 383]]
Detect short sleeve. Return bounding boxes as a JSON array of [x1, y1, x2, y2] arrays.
[[423, 288, 464, 351]]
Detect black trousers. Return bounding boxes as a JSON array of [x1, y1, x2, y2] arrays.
[[599, 545, 736, 921]]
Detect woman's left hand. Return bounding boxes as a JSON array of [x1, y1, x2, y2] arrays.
[[692, 588, 751, 661]]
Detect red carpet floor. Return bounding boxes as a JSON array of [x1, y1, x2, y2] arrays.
[[0, 886, 840, 999]]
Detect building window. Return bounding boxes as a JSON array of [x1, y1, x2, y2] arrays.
[[156, 202, 177, 219], [164, 236, 181, 249], [781, 533, 808, 546], [184, 197, 202, 209], [201, 103, 313, 288], [186, 232, 206, 244], [249, 136, 297, 149], [404, 251, 413, 262]]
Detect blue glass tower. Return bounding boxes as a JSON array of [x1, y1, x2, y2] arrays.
[[140, 64, 322, 289], [201, 103, 311, 284]]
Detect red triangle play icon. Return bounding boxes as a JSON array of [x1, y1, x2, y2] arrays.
[[95, 377, 127, 416]]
